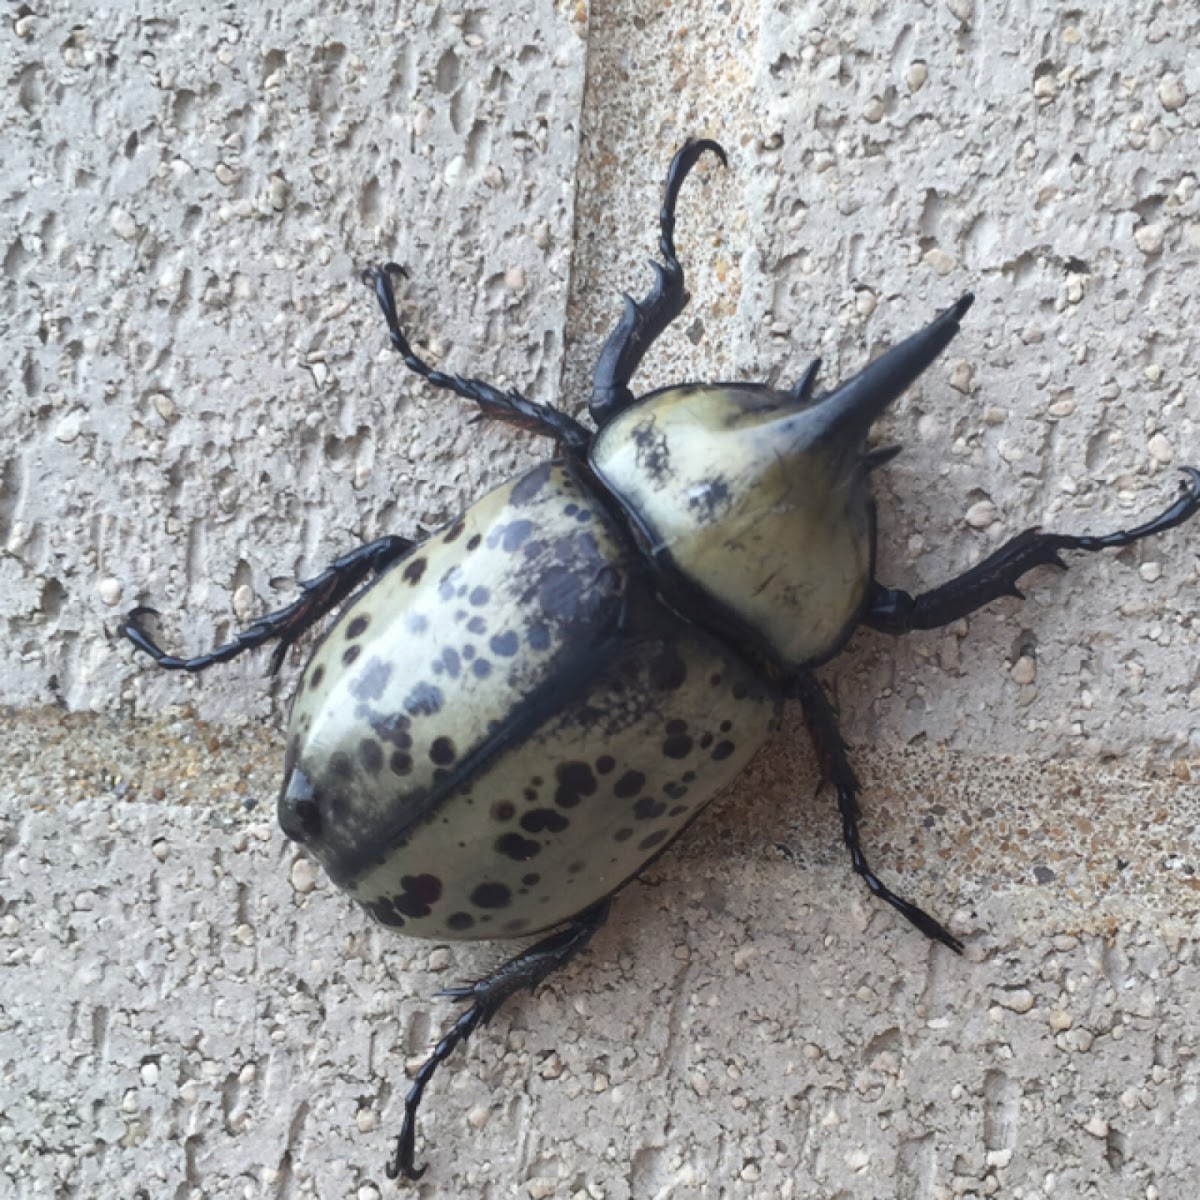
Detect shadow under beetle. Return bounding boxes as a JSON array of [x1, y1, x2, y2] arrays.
[[122, 140, 1200, 1180]]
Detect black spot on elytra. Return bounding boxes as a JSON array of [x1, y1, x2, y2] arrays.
[[351, 657, 392, 701], [467, 533, 482, 551], [500, 519, 534, 551], [527, 624, 551, 651], [370, 712, 412, 748], [469, 586, 490, 607], [614, 770, 646, 799], [492, 801, 515, 822], [430, 736, 456, 766], [467, 615, 487, 634], [473, 659, 492, 679], [471, 881, 512, 910], [443, 519, 466, 544], [330, 752, 353, 780], [496, 833, 540, 861], [407, 613, 428, 634], [639, 830, 669, 851], [402, 557, 427, 585], [712, 740, 736, 761], [504, 917, 531, 933], [440, 647, 461, 678], [404, 682, 444, 716], [342, 645, 362, 666], [700, 733, 714, 749], [614, 827, 632, 842], [634, 796, 667, 821], [522, 872, 540, 886], [521, 808, 568, 834], [389, 751, 412, 776], [595, 755, 615, 775], [489, 631, 519, 657], [668, 804, 689, 817], [394, 873, 443, 918], [308, 664, 325, 689], [511, 462, 552, 505], [649, 646, 688, 692], [567, 861, 585, 875], [555, 761, 597, 808], [358, 738, 383, 774], [447, 911, 475, 932], [346, 615, 370, 639], [662, 733, 694, 759]]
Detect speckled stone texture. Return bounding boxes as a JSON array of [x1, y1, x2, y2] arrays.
[[3, 0, 1200, 1197]]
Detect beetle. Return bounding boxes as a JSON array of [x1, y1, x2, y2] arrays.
[[122, 139, 1200, 1180]]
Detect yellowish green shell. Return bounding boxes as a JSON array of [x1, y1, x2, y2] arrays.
[[280, 462, 778, 939]]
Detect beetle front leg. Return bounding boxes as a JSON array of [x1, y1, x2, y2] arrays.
[[789, 671, 963, 953], [365, 264, 591, 454], [120, 534, 414, 675], [389, 898, 612, 1181], [590, 139, 728, 425], [865, 468, 1200, 634]]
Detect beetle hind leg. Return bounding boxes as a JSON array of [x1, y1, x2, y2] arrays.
[[365, 264, 590, 453], [590, 139, 728, 425], [865, 467, 1200, 633], [790, 672, 964, 954], [120, 534, 413, 675], [388, 897, 612, 1181]]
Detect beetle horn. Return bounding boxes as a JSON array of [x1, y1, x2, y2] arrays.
[[809, 292, 974, 448]]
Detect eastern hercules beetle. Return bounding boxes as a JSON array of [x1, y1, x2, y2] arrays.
[[122, 139, 1200, 1179]]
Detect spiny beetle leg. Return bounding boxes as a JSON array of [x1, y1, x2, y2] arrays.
[[590, 139, 728, 425], [789, 671, 964, 954], [388, 897, 612, 1181], [866, 467, 1200, 634], [120, 534, 413, 675], [364, 264, 590, 453]]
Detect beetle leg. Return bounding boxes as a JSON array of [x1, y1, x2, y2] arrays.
[[388, 897, 612, 1181], [365, 264, 591, 454], [864, 467, 1200, 633], [120, 534, 413, 675], [590, 139, 728, 425], [789, 671, 964, 954]]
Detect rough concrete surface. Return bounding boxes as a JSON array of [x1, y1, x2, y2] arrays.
[[2, 1, 1199, 1197]]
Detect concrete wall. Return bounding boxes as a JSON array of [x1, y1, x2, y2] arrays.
[[3, 1, 1199, 1196]]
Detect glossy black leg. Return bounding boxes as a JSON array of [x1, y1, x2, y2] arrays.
[[388, 898, 612, 1180], [789, 671, 963, 953], [365, 264, 590, 453], [120, 534, 413, 675], [589, 139, 727, 425], [866, 467, 1200, 634]]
